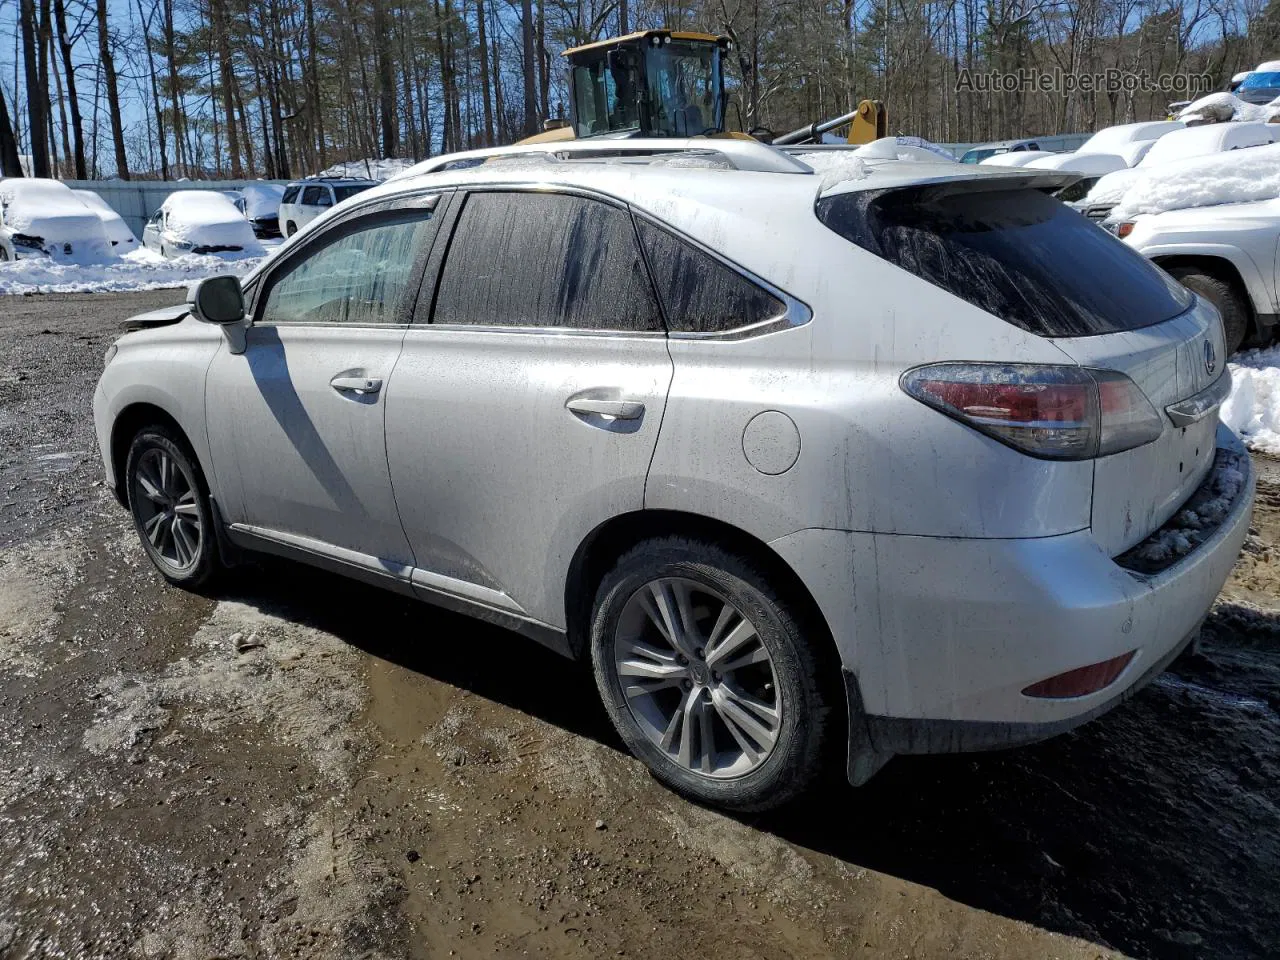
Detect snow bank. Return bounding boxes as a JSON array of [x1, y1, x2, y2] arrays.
[[0, 245, 274, 296], [316, 158, 413, 181], [1110, 142, 1280, 219], [1221, 343, 1280, 457]]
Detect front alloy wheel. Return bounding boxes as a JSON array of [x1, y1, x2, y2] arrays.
[[125, 428, 218, 586]]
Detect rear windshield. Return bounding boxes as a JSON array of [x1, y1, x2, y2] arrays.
[[333, 184, 374, 203], [816, 185, 1192, 337]]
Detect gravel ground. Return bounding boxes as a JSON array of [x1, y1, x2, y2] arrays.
[[1, 290, 1278, 959]]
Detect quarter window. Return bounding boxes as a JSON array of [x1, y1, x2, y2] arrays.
[[431, 192, 662, 332], [259, 210, 434, 325], [637, 220, 784, 333]]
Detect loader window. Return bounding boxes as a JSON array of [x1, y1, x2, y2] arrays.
[[432, 192, 662, 332], [646, 42, 724, 137], [638, 220, 784, 333], [816, 185, 1193, 337], [572, 52, 642, 137]]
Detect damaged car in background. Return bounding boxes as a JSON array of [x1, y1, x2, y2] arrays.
[[94, 139, 1255, 812]]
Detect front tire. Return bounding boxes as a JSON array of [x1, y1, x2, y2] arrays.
[[1168, 266, 1250, 355], [590, 537, 835, 812], [125, 427, 220, 587]]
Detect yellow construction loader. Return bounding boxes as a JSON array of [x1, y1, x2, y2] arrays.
[[519, 30, 888, 147]]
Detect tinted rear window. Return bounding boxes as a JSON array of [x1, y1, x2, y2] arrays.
[[816, 186, 1192, 337], [334, 184, 373, 203]]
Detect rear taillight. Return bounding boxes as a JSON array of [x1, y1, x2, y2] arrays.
[[901, 363, 1163, 460]]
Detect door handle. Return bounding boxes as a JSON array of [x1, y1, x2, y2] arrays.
[[565, 397, 646, 420], [330, 375, 383, 395]]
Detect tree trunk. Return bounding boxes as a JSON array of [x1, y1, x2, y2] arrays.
[[520, 0, 537, 136], [52, 0, 86, 177], [374, 0, 397, 157], [96, 0, 128, 178], [0, 87, 23, 176], [536, 0, 548, 122], [135, 0, 169, 179], [213, 0, 242, 177], [19, 0, 50, 177], [476, 0, 493, 145]]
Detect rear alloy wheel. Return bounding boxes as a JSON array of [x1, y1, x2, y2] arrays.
[[125, 428, 219, 587], [1168, 266, 1250, 355], [590, 537, 834, 812]]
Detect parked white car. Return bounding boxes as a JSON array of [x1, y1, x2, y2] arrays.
[[94, 138, 1253, 811], [225, 183, 286, 238], [1079, 122, 1279, 223], [1023, 151, 1128, 202], [1075, 120, 1185, 157], [143, 191, 262, 259], [1106, 143, 1280, 352], [0, 178, 111, 262], [72, 189, 139, 253], [277, 178, 378, 236]]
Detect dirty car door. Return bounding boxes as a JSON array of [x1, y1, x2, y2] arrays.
[[205, 197, 443, 571], [384, 189, 674, 631]]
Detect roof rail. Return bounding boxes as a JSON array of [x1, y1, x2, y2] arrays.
[[392, 138, 814, 180]]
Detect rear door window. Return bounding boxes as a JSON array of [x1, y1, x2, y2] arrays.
[[301, 185, 326, 206], [816, 185, 1192, 337], [431, 191, 662, 332], [637, 220, 784, 333]]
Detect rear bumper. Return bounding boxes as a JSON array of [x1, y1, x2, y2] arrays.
[[768, 425, 1255, 784]]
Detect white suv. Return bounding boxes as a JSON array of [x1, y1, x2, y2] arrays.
[[93, 140, 1254, 811], [277, 177, 378, 236]]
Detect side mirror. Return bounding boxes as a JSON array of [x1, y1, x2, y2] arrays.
[[188, 275, 245, 325]]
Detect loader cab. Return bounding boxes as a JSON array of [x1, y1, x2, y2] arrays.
[[566, 31, 728, 139]]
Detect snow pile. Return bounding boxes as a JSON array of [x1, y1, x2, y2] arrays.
[[1082, 167, 1143, 206], [1109, 142, 1280, 219], [853, 136, 956, 162], [1177, 92, 1276, 124], [1116, 445, 1248, 573], [793, 151, 869, 190], [316, 158, 412, 181], [0, 245, 272, 295], [1221, 343, 1280, 456]]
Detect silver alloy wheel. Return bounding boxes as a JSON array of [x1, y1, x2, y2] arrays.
[[613, 577, 782, 779], [131, 447, 203, 574]]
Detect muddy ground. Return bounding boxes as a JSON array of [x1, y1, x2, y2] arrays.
[[0, 290, 1277, 960]]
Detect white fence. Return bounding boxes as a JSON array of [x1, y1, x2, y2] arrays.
[[61, 179, 289, 236]]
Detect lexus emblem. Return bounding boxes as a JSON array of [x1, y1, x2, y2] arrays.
[[1204, 339, 1217, 376]]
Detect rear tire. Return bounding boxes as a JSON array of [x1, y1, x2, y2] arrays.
[[0, 246, 9, 261], [1168, 266, 1250, 355], [285, 221, 297, 237], [125, 426, 220, 588], [589, 536, 835, 812]]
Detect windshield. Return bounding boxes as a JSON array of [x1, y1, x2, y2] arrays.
[[960, 147, 1007, 164], [645, 42, 723, 137], [1240, 72, 1280, 90]]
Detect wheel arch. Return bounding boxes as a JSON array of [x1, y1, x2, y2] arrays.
[[108, 402, 192, 507], [564, 510, 838, 664], [1152, 253, 1260, 329]]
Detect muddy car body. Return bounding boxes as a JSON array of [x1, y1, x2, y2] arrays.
[[94, 139, 1255, 811]]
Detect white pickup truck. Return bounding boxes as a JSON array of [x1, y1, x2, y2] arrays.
[[1109, 199, 1279, 354]]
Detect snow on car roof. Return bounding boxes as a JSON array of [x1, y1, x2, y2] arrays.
[[1077, 121, 1184, 153], [1111, 141, 1280, 219], [1177, 92, 1278, 124], [1140, 120, 1276, 167], [1023, 152, 1126, 175], [979, 150, 1053, 167], [0, 178, 104, 233], [72, 189, 116, 215]]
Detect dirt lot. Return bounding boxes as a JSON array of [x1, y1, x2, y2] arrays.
[[0, 290, 1278, 960]]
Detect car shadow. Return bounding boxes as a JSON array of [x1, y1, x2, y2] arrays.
[[217, 558, 1280, 960]]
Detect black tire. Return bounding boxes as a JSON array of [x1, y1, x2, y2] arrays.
[[124, 426, 220, 588], [285, 221, 297, 237], [0, 246, 9, 261], [1168, 266, 1250, 355], [589, 536, 835, 812]]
